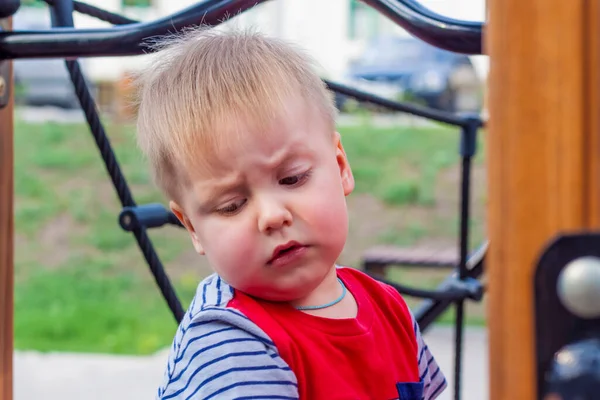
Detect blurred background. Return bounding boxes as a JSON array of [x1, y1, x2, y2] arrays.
[[11, 1, 489, 399]]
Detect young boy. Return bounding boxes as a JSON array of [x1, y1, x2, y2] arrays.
[[134, 26, 447, 400]]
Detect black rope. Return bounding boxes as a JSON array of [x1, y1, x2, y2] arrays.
[[43, 0, 137, 25], [65, 61, 136, 208], [48, 0, 185, 323], [64, 52, 185, 325]]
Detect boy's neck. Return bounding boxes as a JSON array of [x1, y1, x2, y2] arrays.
[[289, 267, 358, 320]]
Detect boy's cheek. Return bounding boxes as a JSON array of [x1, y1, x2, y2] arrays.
[[300, 191, 348, 230], [202, 223, 257, 261]]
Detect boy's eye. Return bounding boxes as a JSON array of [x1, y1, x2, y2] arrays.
[[279, 171, 310, 186], [216, 199, 246, 215], [279, 176, 300, 185]]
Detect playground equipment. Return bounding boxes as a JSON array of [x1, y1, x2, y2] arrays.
[[0, 0, 599, 399]]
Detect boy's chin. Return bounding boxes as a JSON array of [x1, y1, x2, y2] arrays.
[[240, 283, 315, 304]]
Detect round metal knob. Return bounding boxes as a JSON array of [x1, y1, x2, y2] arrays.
[[557, 256, 600, 319]]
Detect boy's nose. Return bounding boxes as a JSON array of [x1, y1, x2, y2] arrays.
[[257, 199, 292, 234]]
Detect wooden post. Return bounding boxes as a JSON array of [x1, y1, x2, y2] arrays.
[[486, 0, 600, 399], [0, 17, 13, 400]]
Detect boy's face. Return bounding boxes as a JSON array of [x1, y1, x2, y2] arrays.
[[171, 97, 354, 302]]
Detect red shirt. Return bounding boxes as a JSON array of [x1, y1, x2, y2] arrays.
[[228, 267, 421, 400]]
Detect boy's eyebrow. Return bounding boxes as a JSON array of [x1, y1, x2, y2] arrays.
[[206, 179, 244, 197], [272, 146, 313, 170], [194, 175, 245, 208]]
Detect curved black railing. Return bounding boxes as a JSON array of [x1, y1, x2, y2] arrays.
[[0, 0, 484, 59], [0, 0, 264, 59], [363, 0, 483, 54]]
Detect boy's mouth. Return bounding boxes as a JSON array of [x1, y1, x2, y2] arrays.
[[268, 241, 307, 265]]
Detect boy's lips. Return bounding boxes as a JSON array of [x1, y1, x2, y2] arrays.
[[267, 240, 308, 267]]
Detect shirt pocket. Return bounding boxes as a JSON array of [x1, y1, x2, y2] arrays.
[[395, 381, 424, 400]]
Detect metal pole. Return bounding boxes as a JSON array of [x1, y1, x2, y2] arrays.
[[0, 15, 13, 400]]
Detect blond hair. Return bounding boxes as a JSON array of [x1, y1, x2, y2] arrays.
[[133, 26, 337, 201]]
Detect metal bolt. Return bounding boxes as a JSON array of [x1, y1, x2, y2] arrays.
[[557, 256, 600, 319]]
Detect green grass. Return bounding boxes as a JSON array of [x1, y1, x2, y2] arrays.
[[341, 120, 485, 207], [344, 124, 455, 206], [13, 114, 487, 355], [15, 260, 198, 354]]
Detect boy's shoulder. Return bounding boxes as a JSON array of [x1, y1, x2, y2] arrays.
[[155, 274, 299, 399]]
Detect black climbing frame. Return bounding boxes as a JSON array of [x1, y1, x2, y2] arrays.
[[0, 1, 487, 400]]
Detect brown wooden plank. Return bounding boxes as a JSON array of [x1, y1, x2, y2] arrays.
[[585, 0, 600, 228], [363, 245, 458, 266], [0, 17, 13, 400], [485, 0, 600, 399]]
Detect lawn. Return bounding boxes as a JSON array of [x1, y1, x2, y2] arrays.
[[13, 111, 487, 355]]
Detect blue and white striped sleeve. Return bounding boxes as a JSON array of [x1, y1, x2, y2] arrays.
[[156, 275, 299, 400], [412, 313, 447, 400], [157, 308, 299, 400]]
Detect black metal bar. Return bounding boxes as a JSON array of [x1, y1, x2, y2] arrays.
[[362, 0, 483, 55], [49, 0, 74, 28], [119, 204, 183, 231], [451, 123, 473, 400], [0, 0, 268, 59], [324, 80, 481, 128], [414, 241, 487, 332], [43, 0, 137, 25], [0, 0, 484, 60], [374, 275, 483, 301], [0, 0, 19, 19]]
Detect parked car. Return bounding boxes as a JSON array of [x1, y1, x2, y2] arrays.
[[12, 7, 94, 109], [340, 35, 483, 113]]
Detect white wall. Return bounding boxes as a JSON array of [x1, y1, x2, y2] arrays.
[[151, 0, 354, 80], [277, 0, 352, 79]]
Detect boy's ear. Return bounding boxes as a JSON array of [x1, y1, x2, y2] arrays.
[[170, 201, 205, 255], [333, 131, 355, 196]]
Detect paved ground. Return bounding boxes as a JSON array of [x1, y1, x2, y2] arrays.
[[424, 326, 489, 400], [13, 325, 488, 400]]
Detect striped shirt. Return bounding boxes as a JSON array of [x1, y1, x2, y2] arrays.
[[157, 268, 447, 399]]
